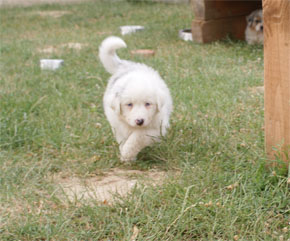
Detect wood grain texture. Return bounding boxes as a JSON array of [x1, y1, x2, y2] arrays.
[[191, 0, 261, 20], [191, 15, 247, 43], [263, 0, 290, 162]]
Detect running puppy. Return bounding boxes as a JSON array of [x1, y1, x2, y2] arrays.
[[99, 36, 173, 162], [245, 9, 264, 45]]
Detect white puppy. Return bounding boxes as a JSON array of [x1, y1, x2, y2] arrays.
[[245, 9, 264, 45], [99, 36, 173, 162]]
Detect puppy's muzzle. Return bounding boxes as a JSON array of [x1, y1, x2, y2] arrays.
[[135, 119, 144, 126]]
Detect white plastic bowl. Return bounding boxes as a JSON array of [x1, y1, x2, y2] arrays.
[[179, 29, 192, 41], [120, 25, 144, 35], [40, 59, 64, 70]]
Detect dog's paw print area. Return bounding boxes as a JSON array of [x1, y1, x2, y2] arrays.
[[54, 169, 171, 204]]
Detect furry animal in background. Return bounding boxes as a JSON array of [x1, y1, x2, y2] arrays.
[[245, 9, 264, 45], [99, 36, 173, 162]]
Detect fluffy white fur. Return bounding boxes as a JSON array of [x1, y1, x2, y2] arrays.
[[245, 9, 264, 45], [99, 36, 173, 162]]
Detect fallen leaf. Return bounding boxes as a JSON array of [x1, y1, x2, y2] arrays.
[[226, 182, 239, 190], [130, 225, 139, 241]]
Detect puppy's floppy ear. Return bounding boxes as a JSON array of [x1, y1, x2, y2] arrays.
[[110, 93, 121, 114], [156, 90, 166, 112], [246, 12, 253, 23]]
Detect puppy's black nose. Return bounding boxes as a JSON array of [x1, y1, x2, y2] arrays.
[[261, 26, 263, 31], [135, 119, 144, 126]]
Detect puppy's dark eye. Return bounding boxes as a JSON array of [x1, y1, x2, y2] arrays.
[[255, 20, 260, 23], [127, 103, 133, 107], [145, 103, 151, 107]]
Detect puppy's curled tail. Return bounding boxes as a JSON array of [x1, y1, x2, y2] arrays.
[[99, 36, 127, 75]]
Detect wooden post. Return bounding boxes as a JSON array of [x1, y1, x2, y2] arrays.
[[263, 0, 290, 163]]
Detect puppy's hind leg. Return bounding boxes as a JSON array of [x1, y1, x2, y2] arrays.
[[119, 132, 153, 162]]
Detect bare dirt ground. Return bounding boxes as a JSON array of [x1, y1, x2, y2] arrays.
[[0, 0, 86, 7], [55, 168, 173, 204], [38, 42, 88, 54]]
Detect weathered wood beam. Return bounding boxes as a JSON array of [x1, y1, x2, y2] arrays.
[[263, 0, 290, 163]]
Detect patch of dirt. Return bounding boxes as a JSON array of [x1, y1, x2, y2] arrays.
[[38, 42, 87, 54], [38, 46, 57, 54], [55, 168, 171, 204], [248, 86, 264, 94], [96, 31, 113, 36], [35, 10, 71, 18], [61, 42, 86, 50]]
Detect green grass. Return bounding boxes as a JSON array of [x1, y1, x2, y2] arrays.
[[0, 0, 289, 240]]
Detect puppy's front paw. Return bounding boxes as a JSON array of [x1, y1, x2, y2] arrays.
[[120, 155, 137, 162], [119, 145, 137, 162]]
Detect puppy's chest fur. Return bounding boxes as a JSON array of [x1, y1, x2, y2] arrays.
[[245, 27, 263, 44]]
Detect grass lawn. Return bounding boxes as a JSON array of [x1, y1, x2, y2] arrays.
[[0, 0, 289, 240]]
